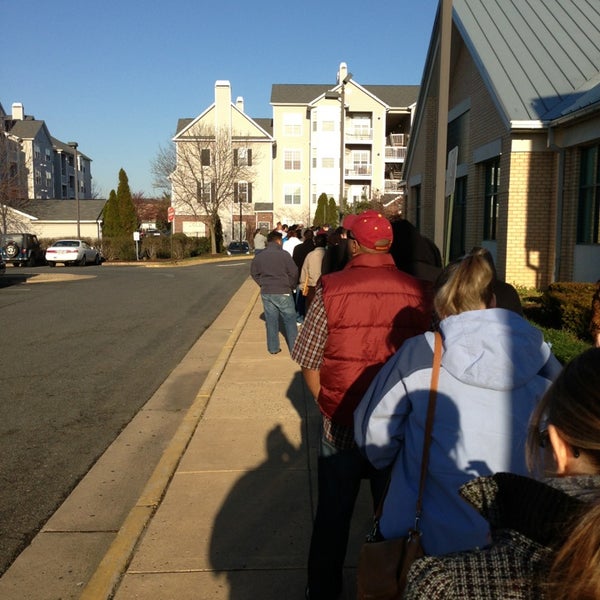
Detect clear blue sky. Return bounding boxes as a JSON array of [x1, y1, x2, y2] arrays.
[[3, 0, 439, 198]]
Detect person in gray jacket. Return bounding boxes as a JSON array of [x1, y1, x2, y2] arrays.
[[251, 230, 298, 354], [354, 248, 562, 555]]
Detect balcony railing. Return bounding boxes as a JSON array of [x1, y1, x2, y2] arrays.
[[345, 127, 373, 142], [388, 133, 407, 146], [345, 164, 372, 177], [384, 179, 403, 192], [385, 146, 407, 161]]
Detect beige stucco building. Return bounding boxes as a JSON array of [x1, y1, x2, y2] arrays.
[[171, 64, 419, 241], [171, 82, 274, 245]]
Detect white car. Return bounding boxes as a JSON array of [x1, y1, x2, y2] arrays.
[[45, 239, 102, 267]]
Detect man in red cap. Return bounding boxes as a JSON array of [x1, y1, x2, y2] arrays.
[[292, 209, 432, 599]]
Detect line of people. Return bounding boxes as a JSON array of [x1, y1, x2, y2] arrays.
[[251, 210, 600, 600]]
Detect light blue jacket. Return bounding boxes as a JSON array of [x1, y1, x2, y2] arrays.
[[354, 308, 562, 555]]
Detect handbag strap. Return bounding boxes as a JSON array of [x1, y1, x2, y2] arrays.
[[414, 331, 442, 527], [372, 331, 443, 525]]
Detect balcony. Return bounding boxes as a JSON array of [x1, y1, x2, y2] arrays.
[[388, 133, 407, 146], [384, 179, 403, 192], [385, 146, 407, 161], [345, 164, 372, 177], [345, 127, 372, 142]]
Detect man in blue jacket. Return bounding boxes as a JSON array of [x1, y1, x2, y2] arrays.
[[251, 230, 299, 354]]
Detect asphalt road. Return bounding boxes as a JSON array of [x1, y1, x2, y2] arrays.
[[0, 258, 250, 575]]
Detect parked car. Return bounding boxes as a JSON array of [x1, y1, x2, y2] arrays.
[[0, 257, 5, 275], [0, 233, 45, 267], [45, 239, 102, 267], [226, 241, 251, 256]]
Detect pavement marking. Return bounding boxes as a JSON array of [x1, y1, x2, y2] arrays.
[[26, 273, 96, 283]]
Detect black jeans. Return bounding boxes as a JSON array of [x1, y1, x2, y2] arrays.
[[307, 436, 389, 599]]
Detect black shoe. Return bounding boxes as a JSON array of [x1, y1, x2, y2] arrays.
[[269, 349, 282, 354]]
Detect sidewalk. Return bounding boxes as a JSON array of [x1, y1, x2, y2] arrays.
[[2, 276, 373, 599]]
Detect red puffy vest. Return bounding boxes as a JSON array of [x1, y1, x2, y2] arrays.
[[319, 253, 432, 427]]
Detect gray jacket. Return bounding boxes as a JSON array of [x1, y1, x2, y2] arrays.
[[250, 242, 298, 294]]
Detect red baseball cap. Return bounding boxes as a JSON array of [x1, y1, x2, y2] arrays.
[[342, 210, 393, 251]]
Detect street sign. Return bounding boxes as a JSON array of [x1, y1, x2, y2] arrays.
[[167, 206, 175, 222]]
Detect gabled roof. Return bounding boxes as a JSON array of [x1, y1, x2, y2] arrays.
[[8, 119, 49, 140], [454, 0, 600, 124], [271, 83, 420, 109], [14, 200, 106, 222], [175, 109, 273, 139]]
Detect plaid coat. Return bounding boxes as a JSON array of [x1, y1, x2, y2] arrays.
[[404, 473, 600, 599]]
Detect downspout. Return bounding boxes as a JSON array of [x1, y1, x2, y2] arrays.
[[548, 125, 564, 283]]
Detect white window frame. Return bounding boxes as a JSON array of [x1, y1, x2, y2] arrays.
[[283, 113, 302, 136], [237, 181, 249, 203], [284, 184, 301, 205], [284, 149, 301, 171]]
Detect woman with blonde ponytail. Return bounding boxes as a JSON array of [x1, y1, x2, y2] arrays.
[[355, 248, 561, 557]]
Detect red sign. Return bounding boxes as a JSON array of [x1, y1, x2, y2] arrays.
[[167, 206, 175, 222]]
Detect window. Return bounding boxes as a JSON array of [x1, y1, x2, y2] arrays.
[[35, 169, 42, 185], [201, 149, 211, 166], [577, 145, 600, 244], [351, 150, 370, 175], [234, 148, 252, 166], [322, 157, 334, 168], [283, 113, 302, 136], [284, 150, 301, 170], [483, 157, 500, 241], [34, 145, 40, 159], [449, 176, 467, 261], [197, 181, 212, 203], [321, 120, 335, 132], [284, 184, 301, 205], [351, 115, 371, 137], [234, 181, 252, 203]]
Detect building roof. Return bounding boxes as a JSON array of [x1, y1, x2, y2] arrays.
[[51, 137, 91, 161], [7, 119, 46, 140], [454, 0, 600, 123], [175, 115, 272, 136], [16, 200, 106, 222], [270, 83, 420, 108]]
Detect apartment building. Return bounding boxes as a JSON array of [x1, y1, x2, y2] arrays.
[[270, 62, 418, 226], [171, 64, 419, 240], [171, 81, 274, 246], [0, 102, 92, 201]]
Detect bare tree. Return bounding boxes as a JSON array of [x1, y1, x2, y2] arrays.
[[151, 142, 176, 197], [0, 133, 29, 233], [170, 124, 258, 254]]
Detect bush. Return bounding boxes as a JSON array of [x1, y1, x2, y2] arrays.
[[541, 282, 595, 340], [98, 236, 137, 261]]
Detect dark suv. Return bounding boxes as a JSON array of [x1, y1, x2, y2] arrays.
[[0, 233, 45, 267]]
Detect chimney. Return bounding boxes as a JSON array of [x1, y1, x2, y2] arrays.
[[214, 80, 232, 130], [236, 96, 244, 113], [12, 102, 24, 120], [337, 62, 348, 85]]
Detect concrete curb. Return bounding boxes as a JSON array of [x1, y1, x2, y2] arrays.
[[79, 285, 260, 600]]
